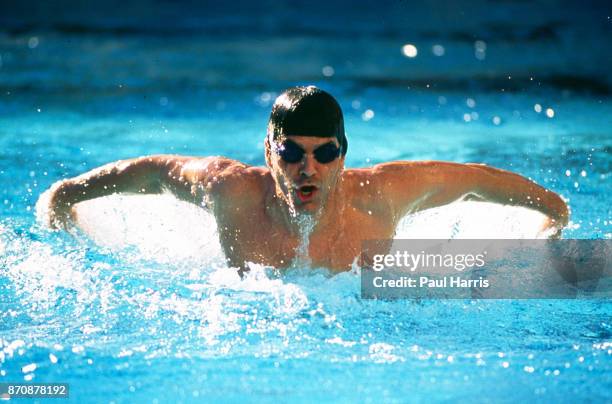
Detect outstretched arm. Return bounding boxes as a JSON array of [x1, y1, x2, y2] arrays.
[[372, 161, 569, 234], [42, 155, 243, 229]]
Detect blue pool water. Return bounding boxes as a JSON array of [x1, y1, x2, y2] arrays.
[[1, 1, 611, 402]]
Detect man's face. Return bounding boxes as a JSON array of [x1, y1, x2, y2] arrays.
[[267, 135, 344, 215]]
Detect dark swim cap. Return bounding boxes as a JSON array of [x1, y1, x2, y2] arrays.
[[267, 86, 348, 155]]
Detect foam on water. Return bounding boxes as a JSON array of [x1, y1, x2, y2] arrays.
[[35, 193, 550, 264], [0, 192, 606, 401]]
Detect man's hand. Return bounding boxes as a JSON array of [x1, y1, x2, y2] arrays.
[[43, 180, 78, 230], [537, 211, 570, 239], [37, 157, 164, 231]]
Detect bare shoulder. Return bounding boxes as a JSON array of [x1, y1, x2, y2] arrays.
[[342, 161, 441, 188], [341, 167, 378, 186], [341, 161, 470, 219], [154, 155, 268, 206], [172, 156, 247, 177], [199, 160, 269, 205], [368, 160, 485, 187], [218, 164, 269, 194], [370, 160, 454, 175], [340, 168, 390, 215], [163, 156, 252, 184]]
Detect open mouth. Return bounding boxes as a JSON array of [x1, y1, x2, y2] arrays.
[[296, 185, 318, 202]]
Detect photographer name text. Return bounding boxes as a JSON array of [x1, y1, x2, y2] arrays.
[[372, 275, 489, 289]]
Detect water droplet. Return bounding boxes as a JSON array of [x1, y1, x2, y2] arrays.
[[401, 44, 418, 58], [72, 345, 84, 354], [474, 40, 487, 51], [28, 37, 39, 49], [322, 65, 335, 77], [432, 44, 445, 56], [22, 363, 37, 373], [474, 40, 486, 60], [362, 109, 375, 121], [546, 108, 555, 118]]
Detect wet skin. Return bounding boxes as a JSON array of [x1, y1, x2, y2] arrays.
[[44, 135, 569, 272]]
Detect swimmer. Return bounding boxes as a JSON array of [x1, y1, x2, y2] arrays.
[[42, 86, 569, 271]]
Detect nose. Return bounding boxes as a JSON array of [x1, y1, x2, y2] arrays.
[[299, 154, 317, 178]]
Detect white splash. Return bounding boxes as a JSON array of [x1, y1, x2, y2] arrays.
[[290, 214, 317, 268], [395, 200, 548, 239], [35, 194, 549, 266], [56, 194, 224, 265]]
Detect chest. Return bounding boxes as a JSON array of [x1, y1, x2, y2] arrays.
[[215, 205, 396, 271]]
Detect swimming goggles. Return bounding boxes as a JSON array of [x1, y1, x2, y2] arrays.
[[274, 139, 341, 164]]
